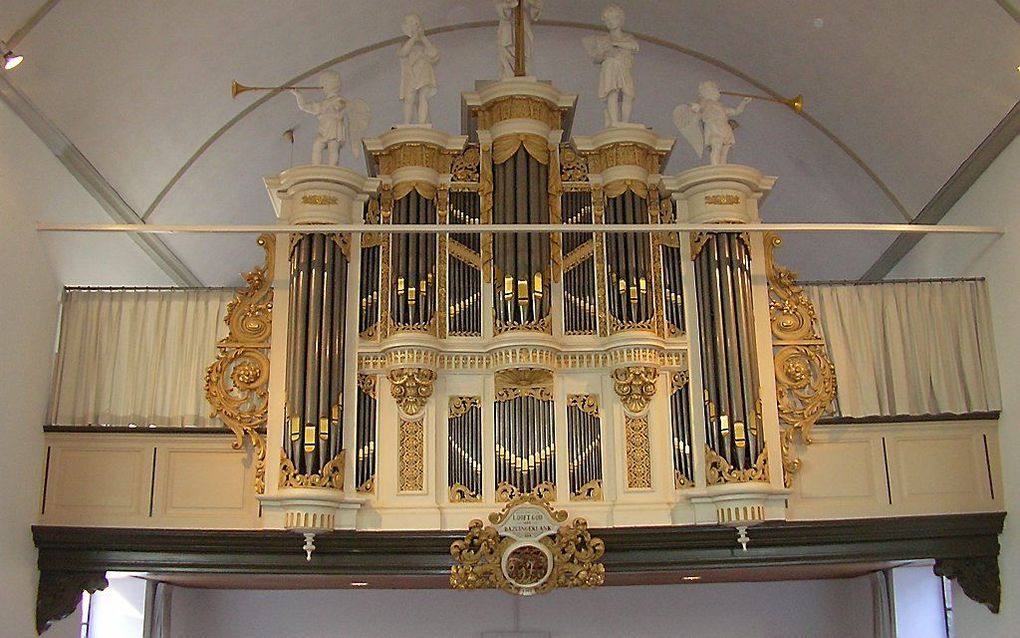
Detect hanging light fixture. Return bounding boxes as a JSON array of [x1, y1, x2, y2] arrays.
[[1, 41, 23, 70]]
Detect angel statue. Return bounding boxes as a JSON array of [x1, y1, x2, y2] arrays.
[[583, 4, 638, 127], [672, 81, 752, 166], [292, 70, 371, 166], [496, 0, 543, 79], [398, 14, 440, 126]]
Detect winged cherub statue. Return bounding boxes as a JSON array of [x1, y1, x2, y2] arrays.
[[673, 81, 752, 166], [292, 70, 371, 166]]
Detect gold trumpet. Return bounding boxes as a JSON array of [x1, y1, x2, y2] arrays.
[[720, 91, 804, 114], [231, 80, 322, 99]]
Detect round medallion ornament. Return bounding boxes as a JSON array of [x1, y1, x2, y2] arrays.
[[502, 541, 553, 593]]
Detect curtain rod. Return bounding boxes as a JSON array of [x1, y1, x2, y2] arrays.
[[64, 286, 238, 292], [37, 222, 1004, 235], [802, 276, 986, 286]]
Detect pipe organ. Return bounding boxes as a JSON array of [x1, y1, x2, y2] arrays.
[[258, 77, 832, 536]]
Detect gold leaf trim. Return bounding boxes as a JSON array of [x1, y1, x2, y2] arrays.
[[705, 194, 741, 206], [357, 475, 376, 494], [204, 234, 275, 494], [670, 370, 690, 395], [301, 194, 338, 206], [357, 373, 377, 399], [451, 145, 481, 183], [495, 481, 557, 503]]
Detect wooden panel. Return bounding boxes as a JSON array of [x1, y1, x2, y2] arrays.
[[152, 442, 260, 527], [43, 440, 153, 525], [886, 427, 997, 514], [787, 433, 890, 520]]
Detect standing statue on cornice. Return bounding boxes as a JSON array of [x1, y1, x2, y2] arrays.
[[583, 4, 638, 127], [673, 81, 752, 166], [398, 14, 440, 126], [292, 70, 371, 166], [496, 0, 543, 79]]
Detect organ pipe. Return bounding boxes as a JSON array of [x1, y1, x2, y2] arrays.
[[284, 233, 349, 476]]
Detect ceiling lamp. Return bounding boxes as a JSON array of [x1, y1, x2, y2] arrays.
[[1, 42, 23, 70]]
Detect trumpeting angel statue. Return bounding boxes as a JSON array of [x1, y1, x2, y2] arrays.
[[673, 80, 752, 166], [292, 70, 371, 166]]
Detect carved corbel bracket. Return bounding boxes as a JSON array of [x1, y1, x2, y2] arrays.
[[934, 557, 1001, 614], [37, 570, 108, 634], [387, 367, 437, 417]]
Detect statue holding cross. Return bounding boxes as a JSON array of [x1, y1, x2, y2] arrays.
[[496, 0, 543, 79]]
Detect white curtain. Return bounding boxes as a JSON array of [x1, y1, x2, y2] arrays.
[[803, 280, 1001, 418], [51, 289, 236, 427]]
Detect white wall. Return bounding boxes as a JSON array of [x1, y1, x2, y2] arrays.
[[893, 565, 948, 638], [170, 579, 874, 638], [0, 101, 65, 636], [890, 134, 1020, 636]]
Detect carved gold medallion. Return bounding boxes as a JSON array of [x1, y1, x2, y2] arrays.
[[450, 494, 605, 596]]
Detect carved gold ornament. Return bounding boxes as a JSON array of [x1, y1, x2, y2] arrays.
[[373, 141, 455, 176], [706, 445, 769, 485], [278, 449, 345, 490], [450, 494, 605, 596], [387, 368, 437, 416], [450, 483, 482, 502], [205, 234, 275, 494], [625, 416, 653, 489], [399, 419, 425, 492], [472, 95, 565, 131], [567, 394, 600, 417], [449, 396, 482, 419], [584, 142, 666, 176], [301, 194, 338, 206], [495, 367, 554, 402], [451, 145, 481, 183], [612, 366, 659, 414], [560, 146, 589, 183], [357, 373, 377, 399], [496, 481, 556, 503], [765, 232, 837, 487], [571, 479, 603, 501]]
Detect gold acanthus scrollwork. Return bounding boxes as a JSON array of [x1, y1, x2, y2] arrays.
[[449, 396, 482, 419], [495, 481, 556, 503], [765, 232, 837, 487], [357, 373, 377, 399], [357, 475, 376, 494], [278, 449, 345, 490], [495, 368, 554, 402], [204, 234, 275, 494], [670, 370, 690, 394], [387, 368, 437, 417], [571, 479, 603, 501], [705, 445, 769, 485], [612, 366, 659, 414], [450, 483, 482, 503]]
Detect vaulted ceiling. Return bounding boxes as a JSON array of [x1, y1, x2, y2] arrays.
[[3, 0, 1019, 285]]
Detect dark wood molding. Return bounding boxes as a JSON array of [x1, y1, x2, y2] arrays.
[[36, 570, 108, 635], [935, 556, 1001, 613], [34, 513, 1004, 610], [817, 411, 999, 425]]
